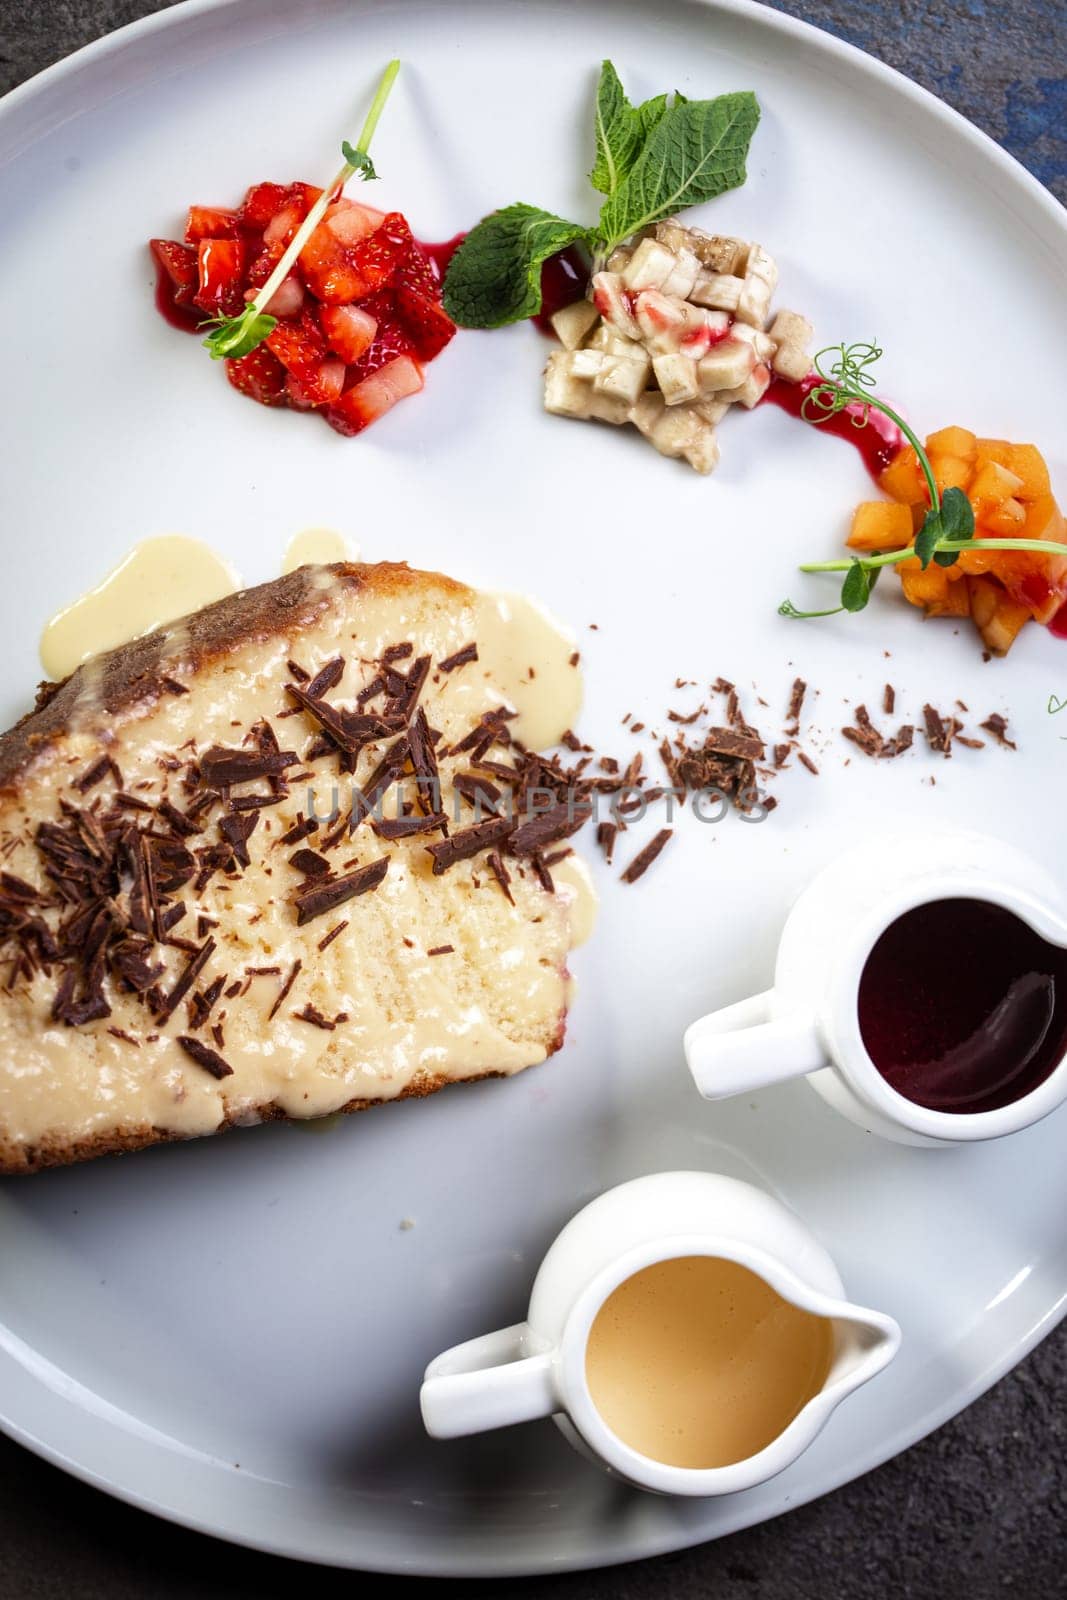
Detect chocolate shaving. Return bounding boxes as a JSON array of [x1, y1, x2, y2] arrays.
[[427, 944, 454, 957], [486, 851, 513, 903], [278, 814, 320, 846], [373, 811, 447, 839], [883, 684, 896, 716], [510, 801, 592, 857], [72, 755, 113, 794], [596, 821, 619, 863], [290, 847, 330, 877], [293, 1003, 336, 1030], [427, 816, 513, 876], [293, 857, 390, 924], [158, 798, 200, 837], [621, 829, 673, 885], [305, 656, 345, 699], [317, 920, 348, 952], [453, 773, 501, 813], [797, 751, 819, 776], [157, 938, 216, 1021], [980, 712, 1016, 750], [437, 643, 478, 673], [177, 1034, 233, 1079], [923, 704, 958, 756], [219, 811, 259, 869], [407, 707, 441, 813], [199, 747, 298, 786], [785, 677, 807, 733], [383, 643, 413, 663], [268, 959, 302, 1022], [703, 727, 765, 762]]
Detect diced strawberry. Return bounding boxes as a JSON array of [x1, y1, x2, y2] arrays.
[[225, 346, 289, 406], [185, 206, 240, 243], [300, 212, 411, 305], [319, 303, 378, 364], [393, 240, 441, 300], [339, 291, 412, 383], [266, 310, 328, 382], [285, 182, 324, 215], [238, 182, 289, 229], [194, 237, 247, 315], [394, 287, 456, 362], [150, 239, 198, 305], [324, 200, 386, 246], [326, 355, 424, 436], [287, 359, 346, 409], [255, 274, 305, 319]]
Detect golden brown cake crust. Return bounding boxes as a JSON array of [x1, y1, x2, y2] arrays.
[[0, 562, 467, 796]]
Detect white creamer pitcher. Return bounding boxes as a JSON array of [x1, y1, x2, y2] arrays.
[[420, 1171, 900, 1497], [684, 830, 1067, 1147]]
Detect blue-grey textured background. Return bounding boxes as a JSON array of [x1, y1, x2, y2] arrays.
[[0, 2, 1064, 1596]]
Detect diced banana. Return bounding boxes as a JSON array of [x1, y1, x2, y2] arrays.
[[690, 233, 746, 274], [717, 362, 772, 409], [683, 422, 721, 475], [768, 309, 813, 348], [771, 342, 812, 383], [731, 322, 777, 363], [620, 238, 678, 292], [570, 348, 606, 378], [550, 298, 600, 350], [606, 245, 634, 274], [735, 273, 774, 328], [595, 351, 652, 404], [584, 322, 612, 352], [697, 338, 756, 392], [693, 395, 730, 425], [738, 243, 778, 290], [590, 271, 640, 339], [543, 352, 593, 419], [630, 391, 666, 439], [661, 248, 700, 300], [690, 272, 743, 311], [653, 352, 701, 406], [634, 291, 714, 354], [586, 390, 632, 425], [655, 220, 693, 255]]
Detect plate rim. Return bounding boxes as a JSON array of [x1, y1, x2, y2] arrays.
[[1, 0, 1065, 1576]]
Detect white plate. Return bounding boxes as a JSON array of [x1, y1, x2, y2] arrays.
[[1, 0, 1065, 1577]]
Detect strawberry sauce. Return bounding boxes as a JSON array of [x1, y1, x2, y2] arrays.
[[533, 246, 591, 334], [762, 374, 904, 483], [858, 899, 1067, 1114], [416, 232, 466, 279]]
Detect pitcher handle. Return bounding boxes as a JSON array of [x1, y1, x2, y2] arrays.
[[684, 989, 827, 1099], [420, 1324, 558, 1439]]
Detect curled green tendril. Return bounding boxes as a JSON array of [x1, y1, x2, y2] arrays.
[[800, 340, 884, 427]]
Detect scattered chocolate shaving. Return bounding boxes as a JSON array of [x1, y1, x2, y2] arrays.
[[158, 798, 199, 837], [883, 684, 896, 716], [703, 727, 765, 762], [797, 752, 819, 776], [621, 829, 673, 885], [773, 743, 791, 769], [219, 811, 259, 869], [427, 944, 454, 957], [437, 643, 478, 673], [373, 811, 447, 839], [72, 755, 113, 794], [407, 707, 441, 814], [785, 677, 807, 733], [294, 857, 390, 924], [177, 1034, 233, 1080], [278, 814, 320, 847], [453, 773, 501, 813], [107, 1027, 139, 1047], [510, 801, 593, 857], [161, 676, 189, 697], [157, 938, 216, 1022], [199, 747, 298, 786], [293, 1003, 336, 1030], [317, 920, 348, 952], [305, 656, 345, 699], [287, 659, 310, 684], [427, 816, 513, 875], [268, 959, 302, 1022], [923, 704, 957, 756], [383, 643, 413, 663], [486, 850, 513, 903], [596, 821, 619, 863], [289, 848, 330, 877], [980, 713, 1016, 749]]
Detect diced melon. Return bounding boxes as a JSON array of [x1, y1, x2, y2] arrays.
[[966, 575, 1000, 632], [980, 592, 1032, 654], [900, 561, 950, 607], [970, 459, 1025, 507], [930, 453, 973, 495], [995, 495, 1067, 623], [981, 497, 1026, 535], [879, 446, 928, 506], [926, 426, 977, 462], [926, 581, 970, 618], [975, 439, 1013, 468], [847, 501, 914, 552], [1005, 444, 1051, 501]]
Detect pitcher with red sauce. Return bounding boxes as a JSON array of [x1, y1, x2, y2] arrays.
[[683, 831, 1067, 1147]]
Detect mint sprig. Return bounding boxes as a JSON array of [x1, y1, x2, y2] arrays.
[[443, 61, 760, 329], [202, 59, 400, 362], [780, 341, 1067, 620]]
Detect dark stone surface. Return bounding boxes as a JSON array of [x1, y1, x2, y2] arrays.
[[0, 2, 1064, 1595]]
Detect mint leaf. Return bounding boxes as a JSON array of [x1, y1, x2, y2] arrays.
[[442, 205, 588, 328], [596, 91, 760, 253], [932, 486, 974, 565], [841, 561, 874, 612], [590, 61, 667, 196], [341, 140, 378, 180], [914, 508, 943, 571]]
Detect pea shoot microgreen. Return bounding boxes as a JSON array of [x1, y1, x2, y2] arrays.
[[780, 341, 1067, 621], [201, 59, 400, 362]]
